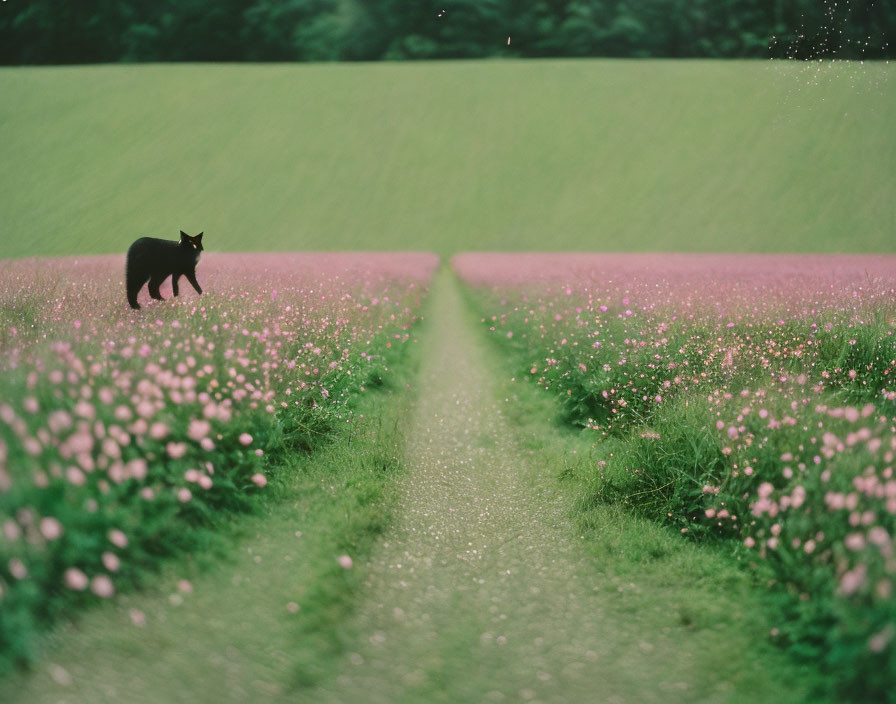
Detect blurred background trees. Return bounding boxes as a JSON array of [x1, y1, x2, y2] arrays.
[[1, 0, 892, 64]]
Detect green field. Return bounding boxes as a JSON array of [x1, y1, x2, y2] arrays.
[[1, 59, 894, 701], [1, 59, 893, 260]]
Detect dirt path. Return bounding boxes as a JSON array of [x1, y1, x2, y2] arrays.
[[311, 270, 739, 703]]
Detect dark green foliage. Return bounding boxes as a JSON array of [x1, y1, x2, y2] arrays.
[[1, 0, 893, 64]]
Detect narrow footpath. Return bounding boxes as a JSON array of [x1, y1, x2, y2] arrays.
[[313, 270, 738, 703]]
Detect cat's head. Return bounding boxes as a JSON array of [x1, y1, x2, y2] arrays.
[[180, 231, 204, 253]]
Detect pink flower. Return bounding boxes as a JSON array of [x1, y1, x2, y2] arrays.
[[91, 574, 115, 598], [64, 567, 89, 590], [101, 437, 121, 459], [844, 533, 865, 551], [9, 559, 27, 580], [108, 529, 128, 548], [251, 473, 267, 488], [166, 441, 188, 459], [39, 516, 64, 541], [102, 552, 121, 572], [74, 400, 95, 420], [177, 487, 192, 503], [840, 565, 867, 596], [188, 419, 211, 441], [48, 410, 73, 434], [67, 430, 93, 455], [239, 433, 253, 446], [338, 555, 353, 569], [3, 520, 21, 541], [869, 627, 894, 653], [127, 458, 148, 481]]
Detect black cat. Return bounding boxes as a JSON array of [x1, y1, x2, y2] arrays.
[[126, 231, 204, 310]]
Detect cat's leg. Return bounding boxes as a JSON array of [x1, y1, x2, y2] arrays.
[[171, 274, 180, 297], [127, 275, 147, 310], [147, 274, 166, 301], [125, 254, 147, 310], [186, 272, 203, 295]]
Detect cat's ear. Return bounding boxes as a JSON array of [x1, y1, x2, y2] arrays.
[[196, 232, 203, 242], [180, 230, 188, 240]]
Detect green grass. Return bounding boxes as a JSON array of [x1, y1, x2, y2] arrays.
[[1, 59, 893, 260]]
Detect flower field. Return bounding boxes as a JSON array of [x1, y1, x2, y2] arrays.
[[455, 253, 896, 699], [0, 252, 437, 669]]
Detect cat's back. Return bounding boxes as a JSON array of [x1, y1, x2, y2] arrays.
[[128, 236, 173, 254], [127, 236, 179, 261]]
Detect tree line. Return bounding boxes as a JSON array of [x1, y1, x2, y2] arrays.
[[1, 0, 892, 64]]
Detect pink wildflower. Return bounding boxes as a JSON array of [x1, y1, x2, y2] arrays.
[[91, 575, 115, 598], [39, 516, 64, 541], [108, 529, 128, 548], [166, 441, 188, 459], [64, 568, 89, 590], [102, 552, 120, 572]]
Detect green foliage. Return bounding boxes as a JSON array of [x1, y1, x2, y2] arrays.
[[1, 0, 894, 63]]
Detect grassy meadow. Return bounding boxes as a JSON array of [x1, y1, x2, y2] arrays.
[[1, 59, 894, 702], [1, 59, 894, 260]]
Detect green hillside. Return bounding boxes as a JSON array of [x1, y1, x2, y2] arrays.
[[0, 60, 892, 259]]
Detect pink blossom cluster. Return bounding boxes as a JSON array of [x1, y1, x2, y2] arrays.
[[707, 384, 896, 646], [454, 252, 896, 659], [454, 253, 896, 433], [0, 252, 436, 610]]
